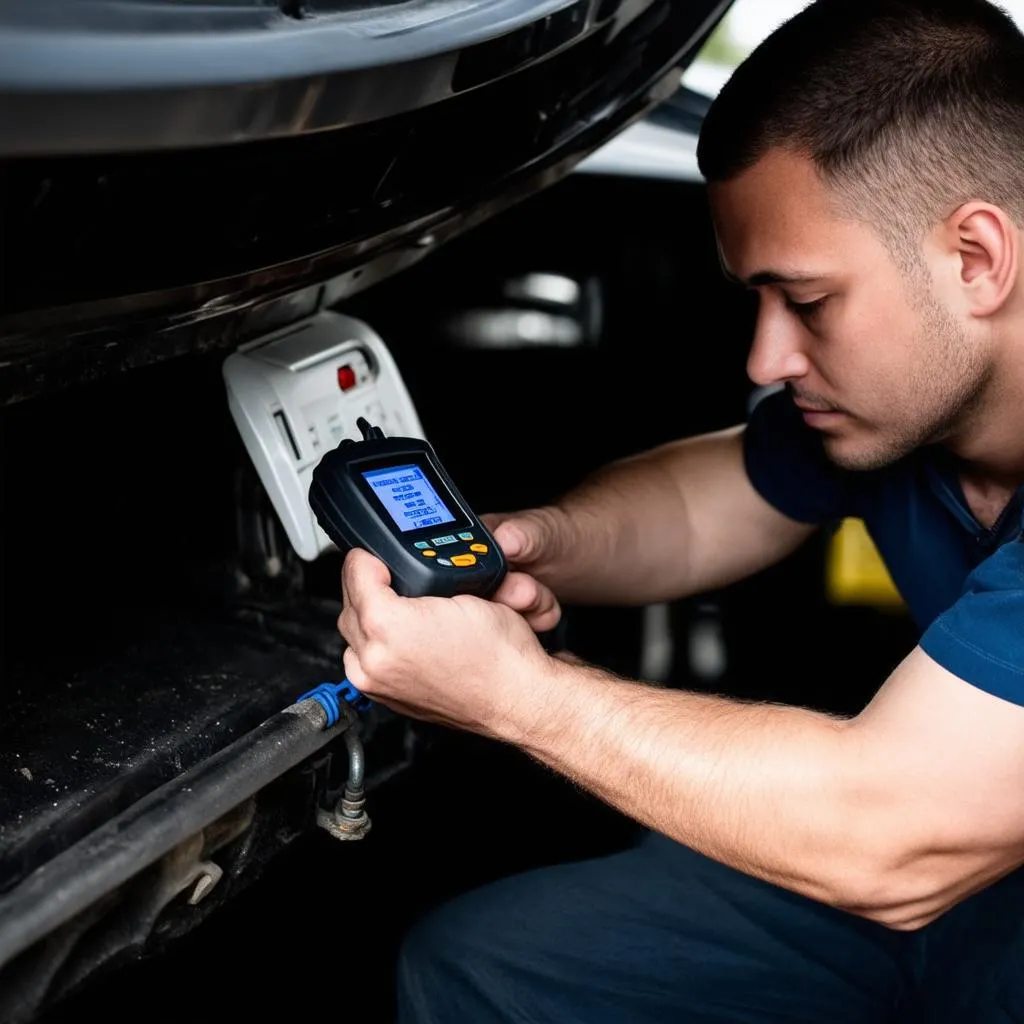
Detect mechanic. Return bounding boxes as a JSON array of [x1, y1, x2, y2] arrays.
[[339, 1, 1024, 1019]]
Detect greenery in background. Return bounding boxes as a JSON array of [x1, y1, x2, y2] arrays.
[[699, 15, 746, 67]]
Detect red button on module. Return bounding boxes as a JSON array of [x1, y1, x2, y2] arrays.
[[337, 365, 357, 391]]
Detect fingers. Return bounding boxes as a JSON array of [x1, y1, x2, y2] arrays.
[[491, 570, 538, 611], [343, 623, 460, 724], [342, 645, 366, 690], [341, 548, 393, 608], [491, 571, 561, 633], [339, 549, 396, 650]]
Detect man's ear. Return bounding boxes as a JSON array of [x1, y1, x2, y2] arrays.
[[945, 202, 1019, 317]]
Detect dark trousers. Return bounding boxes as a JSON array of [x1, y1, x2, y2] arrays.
[[398, 832, 1024, 1023]]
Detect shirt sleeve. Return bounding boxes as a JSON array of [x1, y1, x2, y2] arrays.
[[742, 388, 857, 525], [920, 538, 1024, 706]]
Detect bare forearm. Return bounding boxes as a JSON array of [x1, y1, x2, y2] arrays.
[[526, 451, 698, 605], [508, 659, 881, 913], [522, 428, 813, 606]]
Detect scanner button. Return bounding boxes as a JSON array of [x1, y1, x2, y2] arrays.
[[421, 550, 437, 558], [470, 544, 488, 554], [437, 558, 453, 567], [458, 532, 475, 542], [432, 535, 458, 547], [414, 541, 432, 550], [451, 554, 477, 567]]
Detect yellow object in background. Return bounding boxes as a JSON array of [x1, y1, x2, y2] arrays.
[[826, 518, 905, 610]]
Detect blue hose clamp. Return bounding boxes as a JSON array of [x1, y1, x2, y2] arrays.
[[296, 679, 374, 726]]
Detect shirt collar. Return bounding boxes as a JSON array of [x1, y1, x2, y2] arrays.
[[925, 449, 1024, 552]]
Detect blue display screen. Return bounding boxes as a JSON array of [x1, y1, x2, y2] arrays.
[[362, 464, 457, 533]]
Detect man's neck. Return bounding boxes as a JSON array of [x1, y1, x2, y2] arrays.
[[949, 422, 1024, 525], [956, 471, 1020, 530], [942, 329, 1024, 526]]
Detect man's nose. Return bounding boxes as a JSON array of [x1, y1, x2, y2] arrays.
[[746, 306, 811, 386]]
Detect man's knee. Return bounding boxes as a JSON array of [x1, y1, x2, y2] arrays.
[[395, 911, 441, 1023], [395, 842, 909, 1024], [397, 891, 507, 1024], [396, 906, 451, 1005]]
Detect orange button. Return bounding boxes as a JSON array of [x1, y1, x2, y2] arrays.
[[421, 550, 437, 558], [470, 543, 489, 554], [451, 554, 477, 567]]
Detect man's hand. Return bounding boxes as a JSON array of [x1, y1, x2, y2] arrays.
[[490, 431, 817, 607], [482, 510, 564, 633], [483, 509, 564, 632], [338, 548, 558, 738]]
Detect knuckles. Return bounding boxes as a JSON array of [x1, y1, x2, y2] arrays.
[[359, 638, 394, 682], [342, 639, 392, 691], [337, 609, 353, 644], [357, 600, 391, 641], [337, 599, 395, 654]]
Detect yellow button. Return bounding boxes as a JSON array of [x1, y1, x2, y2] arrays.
[[421, 550, 437, 558], [451, 554, 477, 567], [470, 543, 489, 554]]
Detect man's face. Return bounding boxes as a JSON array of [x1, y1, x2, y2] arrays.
[[709, 148, 989, 471]]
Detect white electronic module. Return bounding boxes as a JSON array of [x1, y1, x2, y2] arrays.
[[223, 312, 425, 560]]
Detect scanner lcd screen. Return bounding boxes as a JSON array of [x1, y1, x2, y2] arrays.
[[362, 464, 457, 533]]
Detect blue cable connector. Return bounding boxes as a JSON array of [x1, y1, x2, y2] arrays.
[[296, 679, 374, 726]]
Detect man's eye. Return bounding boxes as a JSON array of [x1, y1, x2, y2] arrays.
[[785, 296, 827, 318]]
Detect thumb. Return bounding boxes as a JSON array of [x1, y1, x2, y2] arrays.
[[493, 519, 529, 560], [484, 511, 551, 566]]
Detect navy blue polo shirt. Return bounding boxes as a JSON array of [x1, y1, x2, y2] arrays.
[[745, 389, 1024, 706]]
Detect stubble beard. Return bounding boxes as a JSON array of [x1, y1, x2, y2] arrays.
[[822, 296, 990, 472]]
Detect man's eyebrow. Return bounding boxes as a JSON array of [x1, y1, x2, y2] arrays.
[[727, 268, 825, 287]]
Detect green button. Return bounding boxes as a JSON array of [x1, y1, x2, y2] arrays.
[[458, 532, 474, 542], [414, 541, 431, 550]]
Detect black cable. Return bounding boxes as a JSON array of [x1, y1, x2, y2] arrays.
[[356, 416, 386, 441]]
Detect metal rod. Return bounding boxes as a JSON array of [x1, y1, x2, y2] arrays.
[[344, 726, 365, 792], [0, 699, 349, 970]]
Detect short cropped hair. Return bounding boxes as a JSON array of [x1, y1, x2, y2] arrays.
[[697, 0, 1024, 255]]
